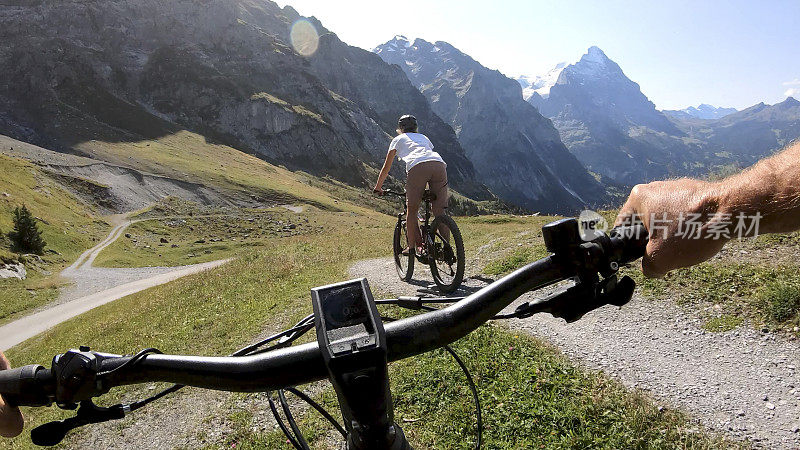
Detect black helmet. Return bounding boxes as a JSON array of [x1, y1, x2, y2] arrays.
[[397, 114, 417, 132]]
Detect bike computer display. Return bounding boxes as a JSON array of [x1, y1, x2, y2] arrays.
[[311, 278, 384, 358], [311, 279, 402, 449]]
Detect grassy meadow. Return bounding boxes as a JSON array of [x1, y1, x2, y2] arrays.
[[3, 207, 737, 449], [0, 155, 110, 324]]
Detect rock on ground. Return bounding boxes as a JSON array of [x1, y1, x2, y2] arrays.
[[0, 261, 26, 279]]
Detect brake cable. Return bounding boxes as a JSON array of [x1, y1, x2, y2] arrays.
[[38, 294, 522, 447], [36, 287, 592, 448], [378, 317, 483, 450]]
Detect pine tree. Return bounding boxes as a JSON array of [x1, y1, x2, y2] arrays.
[[10, 205, 46, 255]]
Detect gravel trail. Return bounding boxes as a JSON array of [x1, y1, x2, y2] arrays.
[[0, 217, 231, 350], [349, 257, 800, 449]]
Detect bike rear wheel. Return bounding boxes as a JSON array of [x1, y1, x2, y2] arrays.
[[393, 219, 414, 281], [428, 215, 465, 293]]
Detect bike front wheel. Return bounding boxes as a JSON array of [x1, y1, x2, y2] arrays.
[[428, 215, 465, 293], [393, 219, 414, 281]]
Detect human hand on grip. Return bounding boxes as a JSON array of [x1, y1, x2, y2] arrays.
[[0, 351, 24, 438], [614, 179, 727, 278], [615, 141, 800, 279]]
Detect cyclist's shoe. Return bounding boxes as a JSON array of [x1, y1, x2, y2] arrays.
[[401, 246, 411, 256], [414, 246, 429, 264]]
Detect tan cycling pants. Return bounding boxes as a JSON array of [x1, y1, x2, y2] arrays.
[[406, 161, 448, 248]]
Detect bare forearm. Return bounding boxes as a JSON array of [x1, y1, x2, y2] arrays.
[[615, 140, 800, 277], [718, 141, 800, 234], [376, 166, 390, 187], [374, 150, 396, 189]]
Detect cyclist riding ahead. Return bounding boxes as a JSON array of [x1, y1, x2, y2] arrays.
[[373, 115, 449, 258]]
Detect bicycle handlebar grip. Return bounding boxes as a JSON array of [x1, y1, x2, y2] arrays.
[[0, 365, 54, 407], [610, 224, 649, 265]]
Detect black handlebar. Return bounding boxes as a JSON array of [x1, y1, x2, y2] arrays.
[[0, 221, 648, 410], [379, 189, 406, 198], [0, 364, 53, 407]]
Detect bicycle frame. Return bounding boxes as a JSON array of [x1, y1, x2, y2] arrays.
[[391, 190, 434, 262]]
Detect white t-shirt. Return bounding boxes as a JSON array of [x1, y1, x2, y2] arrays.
[[389, 133, 446, 173]]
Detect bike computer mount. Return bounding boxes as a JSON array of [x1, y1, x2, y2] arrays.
[[311, 278, 410, 450]]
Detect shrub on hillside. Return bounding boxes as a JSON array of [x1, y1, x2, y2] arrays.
[[9, 205, 46, 255]]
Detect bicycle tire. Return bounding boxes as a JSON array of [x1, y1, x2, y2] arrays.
[[428, 215, 465, 293], [393, 219, 414, 281]]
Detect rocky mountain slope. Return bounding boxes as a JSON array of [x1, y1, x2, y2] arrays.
[[664, 104, 738, 120], [0, 0, 491, 204], [375, 36, 606, 213], [523, 47, 800, 185], [668, 97, 800, 165], [527, 47, 724, 185]]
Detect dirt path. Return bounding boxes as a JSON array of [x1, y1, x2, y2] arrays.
[[349, 257, 800, 449], [0, 217, 231, 351]]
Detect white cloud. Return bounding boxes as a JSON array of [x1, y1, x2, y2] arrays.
[[783, 79, 800, 86], [785, 88, 799, 98]]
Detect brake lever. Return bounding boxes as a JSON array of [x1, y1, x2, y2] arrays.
[[512, 274, 635, 323], [31, 401, 126, 446]]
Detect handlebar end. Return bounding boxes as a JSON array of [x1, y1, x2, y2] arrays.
[[0, 365, 54, 407]]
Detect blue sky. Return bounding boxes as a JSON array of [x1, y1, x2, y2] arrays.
[[277, 0, 800, 110]]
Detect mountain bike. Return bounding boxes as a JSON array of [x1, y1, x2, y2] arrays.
[[1, 218, 647, 450], [382, 189, 465, 293]]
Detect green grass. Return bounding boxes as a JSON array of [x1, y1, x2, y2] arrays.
[[703, 315, 744, 332], [626, 261, 800, 333], [751, 230, 800, 248], [4, 211, 735, 449], [458, 214, 557, 255], [390, 325, 731, 449], [483, 246, 550, 276], [0, 275, 61, 325], [0, 154, 109, 322], [222, 325, 733, 449], [94, 206, 324, 268], [761, 279, 800, 323], [4, 208, 392, 449], [71, 130, 364, 213]]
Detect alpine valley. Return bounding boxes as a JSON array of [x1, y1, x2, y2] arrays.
[[1, 0, 798, 215], [376, 37, 800, 188]]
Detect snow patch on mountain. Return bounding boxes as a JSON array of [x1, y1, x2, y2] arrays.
[[515, 62, 567, 101], [374, 35, 414, 54], [515, 46, 613, 101]]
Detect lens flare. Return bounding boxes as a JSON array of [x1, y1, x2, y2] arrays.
[[290, 19, 319, 57]]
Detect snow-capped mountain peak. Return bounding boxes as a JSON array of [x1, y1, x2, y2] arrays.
[[515, 46, 615, 101], [569, 45, 622, 79], [374, 35, 413, 54], [583, 45, 609, 63], [515, 62, 567, 101]]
